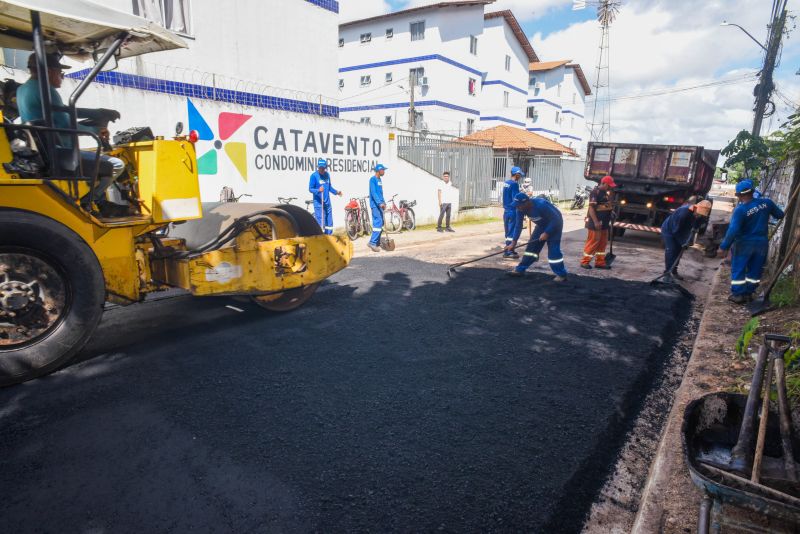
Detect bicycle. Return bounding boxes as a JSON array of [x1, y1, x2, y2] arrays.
[[383, 194, 416, 233], [220, 186, 251, 202], [277, 196, 297, 205], [344, 196, 372, 241]]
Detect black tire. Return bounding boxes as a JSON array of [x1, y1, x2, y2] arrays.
[[251, 204, 321, 312], [345, 211, 359, 241], [360, 209, 372, 236], [571, 198, 585, 210], [402, 208, 416, 231], [0, 210, 105, 386], [612, 227, 626, 237]]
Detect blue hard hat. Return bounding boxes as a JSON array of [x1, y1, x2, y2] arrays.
[[374, 163, 388, 172], [511, 191, 531, 208], [317, 158, 328, 168], [510, 166, 525, 177], [735, 179, 754, 195]]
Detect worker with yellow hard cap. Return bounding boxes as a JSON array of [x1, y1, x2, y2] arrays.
[[660, 199, 713, 281]]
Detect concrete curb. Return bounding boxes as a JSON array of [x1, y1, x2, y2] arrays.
[[630, 266, 728, 533]]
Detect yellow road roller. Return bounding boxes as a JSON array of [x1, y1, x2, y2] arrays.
[[0, 1, 352, 386]]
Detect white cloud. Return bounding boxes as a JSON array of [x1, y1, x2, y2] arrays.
[[400, 0, 567, 20], [339, 0, 392, 23], [530, 0, 799, 150]]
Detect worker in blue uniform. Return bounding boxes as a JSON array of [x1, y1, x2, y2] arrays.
[[368, 163, 388, 252], [660, 199, 712, 281], [502, 167, 524, 258], [506, 192, 568, 281], [308, 158, 342, 235], [719, 179, 785, 304]]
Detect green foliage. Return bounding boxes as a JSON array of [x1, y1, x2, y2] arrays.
[[786, 322, 800, 370], [772, 112, 800, 163], [735, 317, 761, 357], [770, 273, 800, 308], [721, 130, 773, 182]]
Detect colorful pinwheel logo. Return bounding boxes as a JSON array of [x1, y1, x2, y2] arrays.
[[187, 99, 252, 181]]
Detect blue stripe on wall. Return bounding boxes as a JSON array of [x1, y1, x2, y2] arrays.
[[340, 100, 480, 115], [66, 69, 339, 117], [304, 0, 339, 14], [562, 109, 585, 118], [480, 116, 526, 127], [559, 134, 582, 141], [339, 54, 483, 77], [527, 127, 560, 135], [527, 98, 562, 109], [483, 80, 527, 95]]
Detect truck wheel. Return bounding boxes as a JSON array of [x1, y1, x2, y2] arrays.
[[0, 211, 105, 386], [251, 204, 321, 312]]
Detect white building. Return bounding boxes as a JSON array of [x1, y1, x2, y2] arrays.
[[0, 0, 457, 225], [337, 2, 538, 136], [526, 60, 591, 155]]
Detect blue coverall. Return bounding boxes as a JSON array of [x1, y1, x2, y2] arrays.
[[368, 174, 385, 246], [308, 170, 339, 235], [720, 198, 785, 296], [502, 179, 520, 252], [660, 205, 696, 272], [511, 198, 568, 276]]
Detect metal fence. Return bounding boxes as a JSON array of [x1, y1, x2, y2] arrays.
[[491, 155, 591, 203], [397, 133, 494, 209]]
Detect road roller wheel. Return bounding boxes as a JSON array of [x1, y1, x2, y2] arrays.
[[251, 203, 324, 312], [0, 210, 105, 386]]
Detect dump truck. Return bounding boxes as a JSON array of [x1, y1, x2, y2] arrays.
[[0, 0, 352, 386], [585, 142, 719, 235]]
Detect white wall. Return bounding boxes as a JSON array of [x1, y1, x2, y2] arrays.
[[527, 65, 588, 155], [99, 0, 340, 102]]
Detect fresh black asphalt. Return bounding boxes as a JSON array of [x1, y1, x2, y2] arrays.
[[0, 257, 691, 533]]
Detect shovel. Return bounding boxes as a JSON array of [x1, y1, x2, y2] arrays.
[[447, 241, 529, 278], [748, 235, 800, 316], [605, 224, 617, 267], [649, 231, 697, 297]]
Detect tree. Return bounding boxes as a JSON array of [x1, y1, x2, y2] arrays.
[[720, 130, 773, 184]]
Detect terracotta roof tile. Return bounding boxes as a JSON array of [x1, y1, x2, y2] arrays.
[[529, 60, 571, 71], [459, 125, 577, 155], [529, 60, 592, 96]]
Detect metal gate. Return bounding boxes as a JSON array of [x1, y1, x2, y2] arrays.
[[491, 155, 590, 202], [397, 133, 494, 209]]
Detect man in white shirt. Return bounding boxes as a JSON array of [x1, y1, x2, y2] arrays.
[[437, 171, 457, 232]]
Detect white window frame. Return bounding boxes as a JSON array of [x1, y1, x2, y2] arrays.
[[385, 115, 392, 125], [469, 35, 478, 55], [132, 0, 193, 36], [527, 106, 538, 121], [409, 67, 425, 86], [468, 77, 477, 96], [555, 110, 560, 123], [557, 83, 562, 97], [410, 20, 425, 41], [503, 91, 509, 108], [528, 73, 537, 88], [385, 72, 393, 83], [505, 55, 511, 71], [386, 28, 394, 39], [360, 75, 372, 87], [360, 117, 371, 124], [571, 117, 575, 128], [360, 32, 372, 44], [572, 92, 577, 104], [466, 118, 475, 134]]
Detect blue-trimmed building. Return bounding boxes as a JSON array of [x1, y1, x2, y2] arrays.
[[526, 60, 591, 155], [338, 2, 537, 136]]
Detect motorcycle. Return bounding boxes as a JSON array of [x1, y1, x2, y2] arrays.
[[570, 184, 593, 210]]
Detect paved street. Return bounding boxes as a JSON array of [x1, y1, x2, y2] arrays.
[[0, 220, 713, 533]]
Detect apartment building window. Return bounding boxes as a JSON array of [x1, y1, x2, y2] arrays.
[[528, 74, 537, 88], [468, 77, 477, 96], [572, 92, 577, 104], [386, 28, 393, 39], [466, 118, 475, 134], [385, 72, 393, 83], [503, 91, 509, 108], [557, 83, 562, 97], [527, 106, 538, 122], [338, 38, 344, 47], [132, 0, 192, 35], [470, 35, 478, 55], [360, 117, 371, 124], [360, 32, 372, 43], [409, 67, 425, 86], [360, 75, 372, 87], [385, 116, 393, 125], [410, 21, 425, 41], [555, 111, 560, 123], [338, 79, 344, 89], [505, 55, 511, 71], [571, 117, 575, 128]]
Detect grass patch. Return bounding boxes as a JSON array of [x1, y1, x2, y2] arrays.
[[770, 273, 799, 307], [735, 317, 760, 357], [415, 217, 500, 232]]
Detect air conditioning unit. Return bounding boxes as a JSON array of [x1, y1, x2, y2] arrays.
[[420, 77, 429, 86]]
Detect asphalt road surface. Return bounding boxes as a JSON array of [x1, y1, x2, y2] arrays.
[[0, 254, 691, 533]]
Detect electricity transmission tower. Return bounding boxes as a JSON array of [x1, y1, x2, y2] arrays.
[[574, 1, 621, 142]]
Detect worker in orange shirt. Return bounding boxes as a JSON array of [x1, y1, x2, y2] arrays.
[[580, 175, 617, 269]]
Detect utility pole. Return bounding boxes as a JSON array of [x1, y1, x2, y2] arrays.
[[408, 71, 416, 133], [752, 4, 787, 136]]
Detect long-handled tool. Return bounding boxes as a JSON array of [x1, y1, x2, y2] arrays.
[[447, 241, 529, 278], [605, 224, 617, 267], [650, 230, 697, 287], [770, 334, 798, 483], [748, 234, 800, 316], [729, 341, 771, 475], [752, 351, 774, 483]]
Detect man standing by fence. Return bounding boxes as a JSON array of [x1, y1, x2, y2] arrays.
[[437, 171, 456, 232], [502, 167, 524, 258], [580, 175, 616, 269]]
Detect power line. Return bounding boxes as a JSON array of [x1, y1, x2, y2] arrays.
[[338, 75, 410, 102], [585, 73, 758, 103]]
